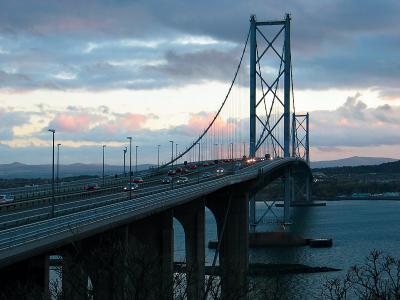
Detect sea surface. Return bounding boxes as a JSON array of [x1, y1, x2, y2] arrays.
[[174, 200, 400, 299]]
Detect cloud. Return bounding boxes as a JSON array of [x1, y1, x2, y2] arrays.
[[0, 0, 397, 95], [48, 113, 100, 133], [0, 108, 31, 139], [146, 48, 241, 84], [312, 93, 400, 147]]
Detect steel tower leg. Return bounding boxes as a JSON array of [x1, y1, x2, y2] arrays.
[[283, 14, 292, 225], [249, 15, 257, 233], [306, 112, 310, 165], [249, 15, 257, 158], [249, 196, 256, 233], [283, 13, 291, 158], [284, 167, 291, 224]]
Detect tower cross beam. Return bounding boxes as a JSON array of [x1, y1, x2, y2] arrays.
[[256, 26, 285, 62]]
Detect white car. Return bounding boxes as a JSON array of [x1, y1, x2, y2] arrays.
[[0, 194, 14, 204], [176, 177, 189, 184], [216, 168, 224, 175]]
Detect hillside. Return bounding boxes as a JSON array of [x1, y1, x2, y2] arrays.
[[311, 156, 397, 169], [313, 160, 400, 174], [0, 162, 154, 179]]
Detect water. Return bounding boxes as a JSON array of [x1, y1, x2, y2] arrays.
[[174, 200, 400, 298]]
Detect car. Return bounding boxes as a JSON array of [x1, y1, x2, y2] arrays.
[[201, 172, 212, 178], [203, 162, 209, 167], [175, 167, 183, 173], [123, 183, 139, 191], [188, 164, 198, 170], [84, 183, 99, 191], [245, 158, 256, 165], [161, 176, 173, 184], [216, 168, 224, 175], [0, 194, 14, 204], [132, 177, 144, 183], [167, 169, 176, 176], [176, 177, 189, 184]]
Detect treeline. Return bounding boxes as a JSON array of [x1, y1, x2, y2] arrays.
[[312, 180, 400, 198]]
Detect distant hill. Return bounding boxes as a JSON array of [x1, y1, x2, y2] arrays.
[[313, 160, 400, 174], [311, 156, 397, 169], [0, 162, 155, 179]]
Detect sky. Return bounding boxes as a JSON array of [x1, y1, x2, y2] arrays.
[[0, 0, 399, 165]]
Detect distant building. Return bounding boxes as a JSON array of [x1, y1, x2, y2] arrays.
[[351, 193, 371, 198]]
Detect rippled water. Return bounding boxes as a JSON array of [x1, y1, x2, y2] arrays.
[[174, 200, 400, 299]]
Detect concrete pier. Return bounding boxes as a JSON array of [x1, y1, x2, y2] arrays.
[[0, 254, 49, 298], [174, 199, 205, 300], [207, 187, 249, 300]]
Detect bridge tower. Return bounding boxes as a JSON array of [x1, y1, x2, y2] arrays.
[[249, 14, 293, 229]]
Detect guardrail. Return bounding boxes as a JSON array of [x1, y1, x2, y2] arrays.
[[0, 162, 229, 212], [0, 168, 236, 230], [0, 164, 261, 253]]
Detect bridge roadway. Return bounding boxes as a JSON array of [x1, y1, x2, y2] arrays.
[[0, 157, 304, 269], [0, 163, 228, 228]]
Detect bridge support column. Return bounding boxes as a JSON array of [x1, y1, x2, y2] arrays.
[[284, 167, 292, 224], [306, 174, 312, 202], [0, 255, 49, 298], [77, 232, 127, 300], [207, 188, 249, 300], [61, 247, 88, 300], [174, 199, 205, 300], [249, 195, 256, 233], [127, 210, 174, 300], [58, 212, 173, 300]]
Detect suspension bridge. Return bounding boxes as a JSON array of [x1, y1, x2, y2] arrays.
[[0, 14, 312, 300]]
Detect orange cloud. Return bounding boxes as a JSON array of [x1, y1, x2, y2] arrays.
[[50, 113, 94, 133], [337, 118, 350, 126]]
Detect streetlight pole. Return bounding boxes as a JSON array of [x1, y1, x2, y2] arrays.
[[157, 145, 160, 169], [175, 144, 178, 165], [230, 142, 234, 160], [214, 143, 218, 161], [102, 145, 106, 185], [123, 147, 127, 177], [243, 142, 246, 158], [127, 137, 132, 199], [135, 145, 138, 174], [57, 143, 61, 192], [48, 129, 55, 218], [169, 140, 174, 168]]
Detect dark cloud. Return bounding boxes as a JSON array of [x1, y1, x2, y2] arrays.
[[0, 108, 31, 140], [0, 0, 398, 94], [145, 48, 241, 85]]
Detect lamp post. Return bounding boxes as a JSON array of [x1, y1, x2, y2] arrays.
[[123, 147, 127, 177], [157, 145, 160, 169], [102, 145, 106, 185], [48, 129, 55, 218], [127, 137, 132, 199], [175, 144, 178, 165], [135, 145, 138, 174], [57, 143, 61, 192], [243, 142, 246, 158], [214, 143, 218, 160], [169, 140, 174, 168]]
